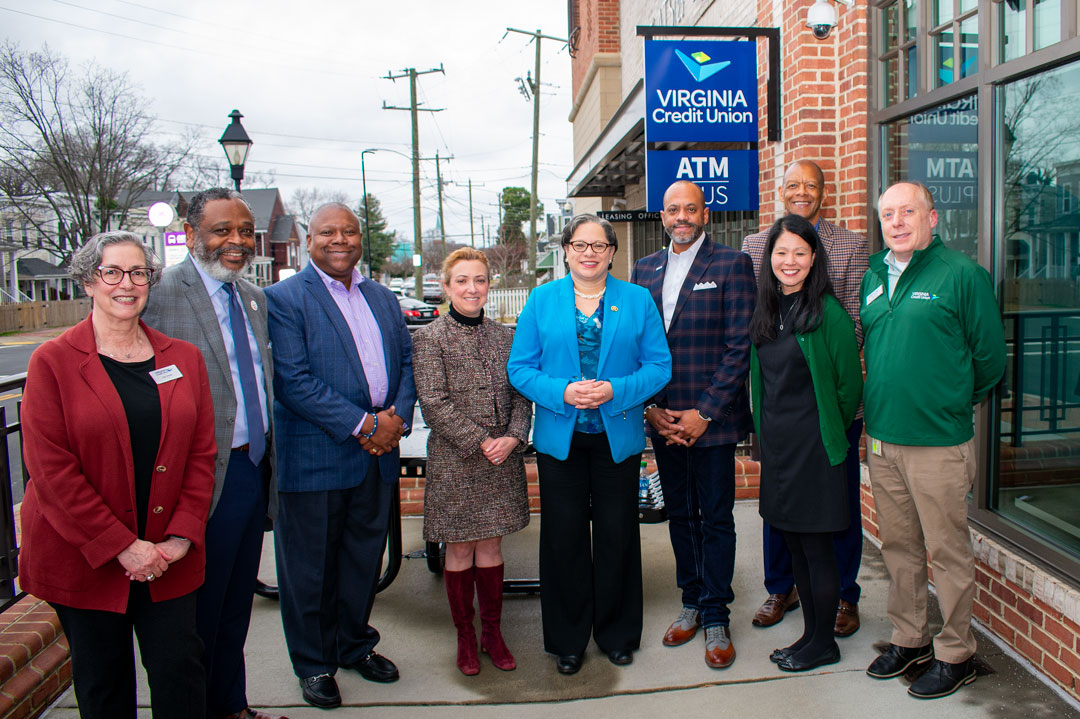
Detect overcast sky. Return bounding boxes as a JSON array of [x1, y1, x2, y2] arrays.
[[2, 0, 575, 247]]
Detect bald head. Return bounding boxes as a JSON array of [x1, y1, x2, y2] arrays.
[[661, 180, 709, 252], [310, 202, 358, 229], [779, 160, 827, 224], [663, 180, 705, 208]]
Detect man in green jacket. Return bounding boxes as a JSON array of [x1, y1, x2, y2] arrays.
[[860, 181, 1005, 700]]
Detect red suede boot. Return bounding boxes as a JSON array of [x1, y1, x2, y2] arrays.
[[476, 564, 516, 671], [444, 567, 480, 675]]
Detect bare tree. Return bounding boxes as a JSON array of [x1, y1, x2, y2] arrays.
[[484, 242, 527, 287], [289, 186, 350, 227], [0, 42, 193, 262]]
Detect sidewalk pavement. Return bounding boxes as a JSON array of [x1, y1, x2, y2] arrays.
[[45, 502, 1080, 718]]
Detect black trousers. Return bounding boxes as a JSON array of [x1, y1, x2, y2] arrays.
[[198, 451, 269, 717], [536, 431, 642, 656], [275, 462, 393, 678], [51, 584, 204, 719]]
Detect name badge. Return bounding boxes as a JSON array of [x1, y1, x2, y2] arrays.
[[870, 438, 882, 456], [149, 365, 184, 385], [866, 285, 884, 305]]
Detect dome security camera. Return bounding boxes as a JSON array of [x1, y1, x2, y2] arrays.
[[807, 0, 838, 39]]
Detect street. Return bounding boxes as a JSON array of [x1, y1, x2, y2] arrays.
[[0, 331, 58, 504]]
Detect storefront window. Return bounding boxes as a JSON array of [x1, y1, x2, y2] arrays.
[[931, 0, 978, 87], [1034, 0, 1061, 50], [879, 0, 918, 106], [881, 95, 979, 260], [994, 57, 1080, 557]]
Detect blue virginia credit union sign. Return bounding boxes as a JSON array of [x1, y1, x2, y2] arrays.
[[646, 151, 759, 212], [644, 39, 758, 143]]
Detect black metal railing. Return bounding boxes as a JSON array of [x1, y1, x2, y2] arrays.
[[0, 373, 26, 612], [1003, 309, 1080, 446]]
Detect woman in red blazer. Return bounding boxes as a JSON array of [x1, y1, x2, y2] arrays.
[[20, 231, 216, 719]]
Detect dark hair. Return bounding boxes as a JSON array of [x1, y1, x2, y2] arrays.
[[560, 214, 618, 251], [186, 187, 251, 232], [748, 214, 833, 345]]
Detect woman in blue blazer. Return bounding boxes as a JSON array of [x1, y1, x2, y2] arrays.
[[508, 214, 671, 674]]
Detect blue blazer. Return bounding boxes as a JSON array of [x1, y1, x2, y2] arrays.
[[508, 276, 671, 463], [265, 264, 416, 492]]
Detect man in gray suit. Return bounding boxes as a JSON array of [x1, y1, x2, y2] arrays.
[[142, 187, 283, 719]]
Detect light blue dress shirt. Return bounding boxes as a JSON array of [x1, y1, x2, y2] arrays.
[[191, 261, 270, 448]]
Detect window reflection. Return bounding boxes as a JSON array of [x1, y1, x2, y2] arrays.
[[882, 96, 979, 260], [996, 58, 1080, 556]]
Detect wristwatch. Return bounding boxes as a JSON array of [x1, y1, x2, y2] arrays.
[[696, 409, 712, 422]]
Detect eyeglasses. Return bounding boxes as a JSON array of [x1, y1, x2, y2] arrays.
[[567, 241, 613, 253], [96, 266, 155, 286]]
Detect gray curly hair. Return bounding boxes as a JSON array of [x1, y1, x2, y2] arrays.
[[68, 231, 162, 287]]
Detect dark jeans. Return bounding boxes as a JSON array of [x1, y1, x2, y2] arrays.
[[536, 432, 642, 656], [52, 584, 204, 719], [653, 441, 737, 627], [198, 451, 269, 716], [763, 418, 864, 604]]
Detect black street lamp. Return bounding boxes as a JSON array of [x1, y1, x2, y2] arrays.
[[218, 109, 253, 192]]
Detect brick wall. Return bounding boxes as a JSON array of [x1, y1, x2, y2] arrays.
[[756, 0, 870, 233], [571, 0, 622, 98], [0, 597, 70, 719]]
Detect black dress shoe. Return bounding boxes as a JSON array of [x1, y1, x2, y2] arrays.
[[300, 673, 340, 709], [769, 647, 795, 664], [866, 642, 933, 679], [254, 580, 279, 601], [777, 643, 841, 672], [556, 654, 583, 674], [347, 651, 399, 683], [608, 649, 633, 666], [908, 658, 976, 699]]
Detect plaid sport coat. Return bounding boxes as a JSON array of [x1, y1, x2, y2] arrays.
[[631, 234, 756, 447]]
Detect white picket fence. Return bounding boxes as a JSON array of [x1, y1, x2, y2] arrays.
[[485, 287, 530, 321]]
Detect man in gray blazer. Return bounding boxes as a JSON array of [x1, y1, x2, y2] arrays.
[[142, 187, 283, 719]]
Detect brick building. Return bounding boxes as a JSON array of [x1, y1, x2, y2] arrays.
[[565, 0, 1080, 702]]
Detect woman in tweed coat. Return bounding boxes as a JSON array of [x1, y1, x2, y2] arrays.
[[413, 247, 532, 677]]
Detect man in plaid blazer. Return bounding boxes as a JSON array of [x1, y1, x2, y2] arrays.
[[631, 180, 755, 670], [141, 187, 282, 719], [741, 160, 869, 639]]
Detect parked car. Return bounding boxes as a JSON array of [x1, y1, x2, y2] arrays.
[[422, 282, 444, 304], [399, 296, 439, 325]]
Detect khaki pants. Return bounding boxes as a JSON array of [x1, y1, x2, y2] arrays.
[[867, 438, 977, 663]]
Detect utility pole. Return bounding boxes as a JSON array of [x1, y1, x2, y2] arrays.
[[496, 192, 503, 244], [383, 64, 444, 299], [506, 27, 567, 290], [480, 214, 485, 248], [434, 151, 453, 254], [468, 179, 475, 247]]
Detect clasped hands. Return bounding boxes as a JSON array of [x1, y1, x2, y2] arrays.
[[118, 536, 191, 582], [564, 379, 613, 410], [645, 406, 710, 447], [357, 405, 406, 456], [481, 436, 520, 466]]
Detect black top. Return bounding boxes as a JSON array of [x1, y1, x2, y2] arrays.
[[99, 355, 161, 538], [756, 292, 847, 533], [449, 304, 484, 326]]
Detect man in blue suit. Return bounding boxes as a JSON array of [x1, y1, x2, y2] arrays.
[[265, 203, 415, 710], [631, 181, 755, 670]]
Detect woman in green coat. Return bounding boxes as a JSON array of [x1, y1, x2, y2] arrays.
[[749, 214, 863, 673]]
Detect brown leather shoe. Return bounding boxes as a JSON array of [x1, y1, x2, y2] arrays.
[[704, 625, 736, 669], [751, 588, 800, 627], [222, 709, 289, 719], [663, 607, 701, 646], [834, 599, 860, 637]]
